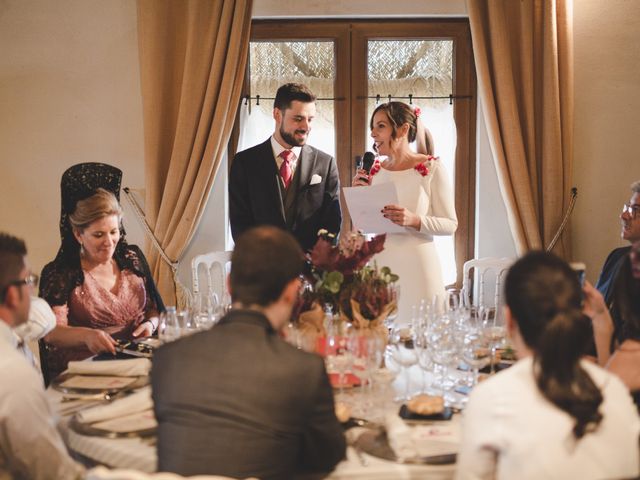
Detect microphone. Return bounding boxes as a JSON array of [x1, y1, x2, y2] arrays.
[[362, 151, 375, 173]]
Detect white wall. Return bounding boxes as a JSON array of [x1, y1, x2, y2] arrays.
[[572, 0, 640, 282]]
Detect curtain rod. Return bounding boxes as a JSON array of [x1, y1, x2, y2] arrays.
[[241, 93, 472, 105]]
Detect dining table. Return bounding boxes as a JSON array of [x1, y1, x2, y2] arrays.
[[47, 358, 462, 479]]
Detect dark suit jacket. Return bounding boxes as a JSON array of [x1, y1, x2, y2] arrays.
[[151, 310, 346, 480], [229, 138, 342, 251]]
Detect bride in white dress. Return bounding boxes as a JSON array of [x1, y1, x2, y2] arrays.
[[353, 102, 457, 322]]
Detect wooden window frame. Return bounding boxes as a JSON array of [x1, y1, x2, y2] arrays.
[[232, 19, 476, 287]]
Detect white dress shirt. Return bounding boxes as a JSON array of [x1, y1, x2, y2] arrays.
[[455, 356, 640, 480], [0, 319, 84, 480], [270, 136, 301, 174]]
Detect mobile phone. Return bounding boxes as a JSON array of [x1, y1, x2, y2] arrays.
[[570, 262, 586, 287]]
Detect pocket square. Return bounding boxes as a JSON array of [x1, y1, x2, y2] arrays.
[[310, 174, 322, 185]]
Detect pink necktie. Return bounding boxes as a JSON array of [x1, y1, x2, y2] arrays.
[[279, 150, 293, 189]]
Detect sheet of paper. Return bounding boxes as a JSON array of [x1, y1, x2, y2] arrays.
[[343, 182, 406, 234], [60, 375, 137, 390]]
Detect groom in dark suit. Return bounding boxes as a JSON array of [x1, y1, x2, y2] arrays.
[[229, 83, 341, 251], [151, 226, 346, 479]]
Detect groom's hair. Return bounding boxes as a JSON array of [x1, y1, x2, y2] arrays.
[[274, 83, 316, 111], [230, 226, 304, 306]]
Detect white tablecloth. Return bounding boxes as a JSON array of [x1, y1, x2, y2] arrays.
[[48, 366, 458, 479]]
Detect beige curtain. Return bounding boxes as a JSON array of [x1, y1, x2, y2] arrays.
[[467, 0, 574, 258], [137, 0, 252, 305]]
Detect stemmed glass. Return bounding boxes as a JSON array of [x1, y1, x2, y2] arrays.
[[461, 330, 491, 387], [428, 321, 461, 404], [348, 333, 383, 416], [481, 306, 506, 373], [192, 291, 220, 330], [384, 284, 400, 328], [325, 324, 354, 400], [388, 323, 418, 401]]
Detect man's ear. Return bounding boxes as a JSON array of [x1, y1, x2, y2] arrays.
[[273, 107, 282, 124], [280, 277, 301, 305], [2, 285, 19, 309], [225, 273, 232, 298]]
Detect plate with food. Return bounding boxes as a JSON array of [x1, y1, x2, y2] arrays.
[[399, 395, 453, 422]]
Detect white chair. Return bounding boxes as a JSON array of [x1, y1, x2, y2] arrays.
[[191, 251, 232, 300], [462, 257, 513, 308]]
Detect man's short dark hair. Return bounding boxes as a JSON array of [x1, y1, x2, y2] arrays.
[[230, 226, 304, 306], [0, 233, 27, 304], [631, 181, 640, 195], [273, 83, 316, 111]]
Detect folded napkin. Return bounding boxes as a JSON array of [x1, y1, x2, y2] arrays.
[[13, 296, 56, 341], [384, 412, 418, 461], [66, 358, 151, 377], [77, 386, 152, 424]]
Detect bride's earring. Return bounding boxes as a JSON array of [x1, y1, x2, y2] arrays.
[[79, 243, 85, 257]]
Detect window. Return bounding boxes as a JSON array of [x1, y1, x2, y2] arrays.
[[232, 20, 476, 287]]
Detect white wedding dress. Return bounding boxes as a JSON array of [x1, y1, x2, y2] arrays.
[[370, 159, 457, 322]]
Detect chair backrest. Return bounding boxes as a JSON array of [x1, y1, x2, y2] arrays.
[[191, 251, 232, 299], [462, 257, 513, 308]]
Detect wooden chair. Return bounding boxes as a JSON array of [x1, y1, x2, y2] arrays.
[[462, 257, 513, 308], [191, 251, 232, 300]]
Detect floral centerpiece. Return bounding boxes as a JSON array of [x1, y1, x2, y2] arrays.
[[292, 230, 399, 345]]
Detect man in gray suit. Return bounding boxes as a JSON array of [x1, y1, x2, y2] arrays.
[[152, 226, 346, 479], [229, 83, 341, 251]]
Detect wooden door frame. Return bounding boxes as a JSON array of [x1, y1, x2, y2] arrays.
[[234, 19, 476, 287]]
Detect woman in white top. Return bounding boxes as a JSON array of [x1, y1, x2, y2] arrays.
[[456, 251, 640, 480]]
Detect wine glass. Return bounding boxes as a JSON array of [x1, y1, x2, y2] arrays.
[[384, 284, 400, 327], [388, 323, 418, 401], [461, 330, 491, 387], [193, 291, 219, 330], [481, 306, 505, 373], [159, 307, 180, 343], [325, 324, 354, 400]]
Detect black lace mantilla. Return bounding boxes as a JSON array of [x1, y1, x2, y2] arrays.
[[39, 162, 164, 312]]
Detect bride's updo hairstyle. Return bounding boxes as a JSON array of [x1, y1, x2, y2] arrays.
[[370, 101, 434, 155], [505, 251, 603, 440]]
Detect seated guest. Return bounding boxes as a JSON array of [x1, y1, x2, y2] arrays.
[[595, 180, 640, 343], [152, 226, 346, 479], [0, 232, 84, 479], [586, 240, 640, 407], [40, 163, 164, 380], [456, 251, 640, 480]]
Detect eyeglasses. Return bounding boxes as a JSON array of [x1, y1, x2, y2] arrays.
[[1, 273, 38, 302], [622, 203, 640, 219]]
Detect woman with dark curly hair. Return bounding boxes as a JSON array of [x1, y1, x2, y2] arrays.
[[40, 163, 164, 380], [456, 251, 639, 480]]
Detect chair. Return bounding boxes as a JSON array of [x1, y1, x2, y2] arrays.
[[191, 251, 232, 300], [462, 257, 513, 308]]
